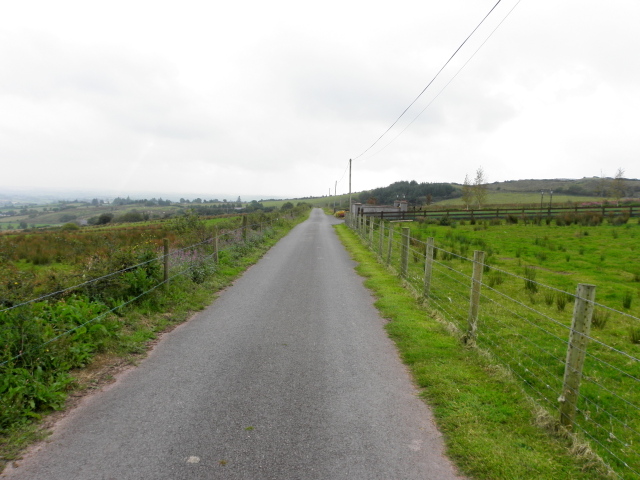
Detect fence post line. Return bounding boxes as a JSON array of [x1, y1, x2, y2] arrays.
[[163, 238, 169, 287], [464, 250, 485, 344], [386, 224, 393, 266], [423, 237, 435, 299], [213, 227, 219, 264], [378, 220, 385, 256], [242, 215, 248, 242], [401, 227, 410, 278], [369, 217, 375, 246], [560, 283, 596, 429]]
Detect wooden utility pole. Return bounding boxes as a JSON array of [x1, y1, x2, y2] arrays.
[[348, 159, 352, 213]]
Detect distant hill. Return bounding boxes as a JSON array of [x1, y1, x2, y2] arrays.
[[477, 177, 640, 197], [349, 177, 640, 209]]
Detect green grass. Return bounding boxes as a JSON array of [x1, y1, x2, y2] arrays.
[[436, 191, 598, 206], [335, 224, 613, 479], [348, 215, 640, 478]]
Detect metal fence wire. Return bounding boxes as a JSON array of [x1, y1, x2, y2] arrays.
[[347, 213, 640, 479]]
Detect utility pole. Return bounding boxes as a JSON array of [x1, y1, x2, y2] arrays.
[[334, 181, 337, 209], [348, 158, 352, 212]]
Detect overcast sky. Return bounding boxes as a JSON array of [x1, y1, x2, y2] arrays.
[[1, 0, 639, 200]]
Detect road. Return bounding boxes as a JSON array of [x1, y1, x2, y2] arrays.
[[3, 209, 461, 480]]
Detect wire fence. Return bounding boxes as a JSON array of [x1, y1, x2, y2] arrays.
[[0, 215, 284, 368], [347, 213, 640, 479]]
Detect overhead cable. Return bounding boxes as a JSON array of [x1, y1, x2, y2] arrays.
[[352, 0, 504, 160]]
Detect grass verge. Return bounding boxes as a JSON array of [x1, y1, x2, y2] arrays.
[[335, 224, 613, 480]]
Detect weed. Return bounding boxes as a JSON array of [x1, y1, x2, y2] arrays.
[[487, 270, 504, 288], [622, 290, 633, 309], [556, 293, 567, 311], [630, 328, 640, 344], [544, 290, 555, 306], [591, 309, 610, 330], [524, 266, 538, 293]]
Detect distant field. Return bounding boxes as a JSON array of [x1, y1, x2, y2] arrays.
[[435, 191, 598, 207]]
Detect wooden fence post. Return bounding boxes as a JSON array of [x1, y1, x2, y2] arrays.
[[401, 227, 410, 278], [560, 283, 596, 429], [242, 215, 248, 242], [369, 217, 375, 246], [163, 238, 169, 287], [213, 227, 219, 264], [378, 220, 385, 256], [423, 237, 435, 299], [464, 250, 485, 344], [386, 225, 393, 266]]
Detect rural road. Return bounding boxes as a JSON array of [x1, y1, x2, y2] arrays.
[[3, 208, 462, 480]]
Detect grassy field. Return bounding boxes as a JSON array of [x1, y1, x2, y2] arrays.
[[435, 191, 598, 207], [349, 214, 640, 478], [336, 224, 614, 479]]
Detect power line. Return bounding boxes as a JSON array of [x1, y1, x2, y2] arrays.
[[362, 0, 524, 160], [352, 0, 504, 161]]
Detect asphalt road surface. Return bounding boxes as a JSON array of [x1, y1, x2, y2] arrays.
[[4, 209, 462, 480]]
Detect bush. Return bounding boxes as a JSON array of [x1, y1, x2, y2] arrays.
[[97, 213, 114, 225], [61, 222, 79, 231]]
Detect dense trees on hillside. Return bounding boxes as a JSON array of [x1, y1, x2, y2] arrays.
[[357, 181, 458, 205]]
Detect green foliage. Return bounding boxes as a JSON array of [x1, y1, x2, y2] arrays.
[[61, 222, 79, 231], [357, 180, 457, 205], [97, 213, 114, 225]]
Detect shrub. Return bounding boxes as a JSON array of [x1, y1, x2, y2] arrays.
[[97, 213, 114, 225], [61, 222, 79, 231]]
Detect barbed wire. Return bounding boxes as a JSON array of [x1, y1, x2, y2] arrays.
[[0, 218, 280, 366]]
